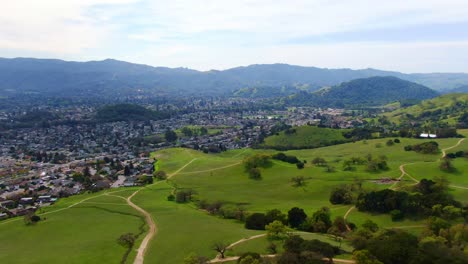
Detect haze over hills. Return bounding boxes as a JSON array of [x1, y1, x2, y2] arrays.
[[1, 58, 468, 99]]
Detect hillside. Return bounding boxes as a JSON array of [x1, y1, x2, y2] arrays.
[[383, 93, 468, 127], [1, 58, 467, 98], [261, 126, 350, 149], [286, 76, 438, 108], [232, 86, 302, 98], [1, 136, 467, 263], [444, 85, 468, 94]]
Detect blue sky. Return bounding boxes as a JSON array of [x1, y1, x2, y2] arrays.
[[1, 0, 468, 73]]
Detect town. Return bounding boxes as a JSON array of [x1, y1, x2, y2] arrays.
[[0, 99, 360, 221]]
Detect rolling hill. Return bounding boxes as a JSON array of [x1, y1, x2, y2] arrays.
[[1, 58, 468, 98], [383, 93, 468, 127], [286, 76, 439, 108]]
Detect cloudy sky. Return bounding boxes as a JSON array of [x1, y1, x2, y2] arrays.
[[1, 0, 468, 72]]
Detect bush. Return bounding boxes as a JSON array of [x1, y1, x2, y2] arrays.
[[390, 210, 404, 221], [248, 168, 261, 179], [153, 170, 167, 180], [245, 213, 267, 230], [167, 194, 175, 201], [237, 252, 262, 264], [296, 162, 304, 169], [394, 138, 400, 143]]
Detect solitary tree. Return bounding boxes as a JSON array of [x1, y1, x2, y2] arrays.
[[117, 233, 136, 248], [439, 158, 455, 172], [291, 176, 306, 187], [153, 170, 167, 180], [212, 241, 228, 259], [165, 129, 178, 142]]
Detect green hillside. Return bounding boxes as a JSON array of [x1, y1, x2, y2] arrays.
[[1, 134, 467, 263], [286, 76, 438, 108], [261, 126, 350, 149], [383, 93, 468, 126]]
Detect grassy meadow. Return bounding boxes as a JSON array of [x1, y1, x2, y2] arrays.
[[0, 193, 144, 264], [262, 125, 350, 149], [0, 131, 466, 263]]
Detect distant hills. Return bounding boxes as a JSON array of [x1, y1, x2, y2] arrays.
[[285, 76, 438, 108], [1, 58, 468, 99]]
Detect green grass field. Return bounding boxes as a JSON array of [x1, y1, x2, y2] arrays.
[[262, 125, 350, 149], [132, 182, 264, 263], [1, 133, 466, 263], [0, 193, 144, 264]]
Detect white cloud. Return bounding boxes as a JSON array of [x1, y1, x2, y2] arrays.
[[142, 0, 468, 40], [1, 0, 468, 72], [129, 40, 468, 73], [0, 0, 138, 54]]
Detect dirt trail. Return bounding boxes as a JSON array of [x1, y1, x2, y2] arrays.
[[130, 158, 198, 264], [345, 138, 467, 225], [0, 189, 130, 226], [441, 138, 465, 158], [178, 162, 241, 175], [128, 188, 156, 264], [208, 233, 355, 263], [168, 158, 198, 178]]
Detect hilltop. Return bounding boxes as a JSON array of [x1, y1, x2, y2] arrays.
[[286, 76, 438, 108]]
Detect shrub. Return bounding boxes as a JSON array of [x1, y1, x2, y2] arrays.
[[390, 210, 404, 221], [245, 213, 267, 230]]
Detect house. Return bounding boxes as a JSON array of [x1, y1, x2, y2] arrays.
[[37, 196, 52, 203], [420, 133, 437, 138], [19, 197, 34, 205], [0, 213, 8, 220], [0, 200, 15, 209]]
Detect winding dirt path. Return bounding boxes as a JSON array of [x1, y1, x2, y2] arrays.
[[0, 189, 130, 225], [128, 188, 156, 264], [441, 138, 465, 158], [345, 138, 467, 225], [130, 158, 198, 264], [207, 233, 356, 263]]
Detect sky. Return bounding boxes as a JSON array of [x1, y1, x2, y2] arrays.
[[1, 0, 468, 73]]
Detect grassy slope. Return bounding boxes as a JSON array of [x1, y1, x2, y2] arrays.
[[1, 134, 466, 263], [384, 93, 468, 125], [0, 193, 144, 264], [262, 126, 350, 149], [132, 182, 263, 263]]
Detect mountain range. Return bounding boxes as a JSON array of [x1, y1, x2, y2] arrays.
[[1, 58, 468, 98]]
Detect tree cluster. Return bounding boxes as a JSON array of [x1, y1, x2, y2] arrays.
[[355, 178, 461, 219], [277, 235, 340, 264], [243, 154, 271, 179], [404, 141, 439, 154]]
